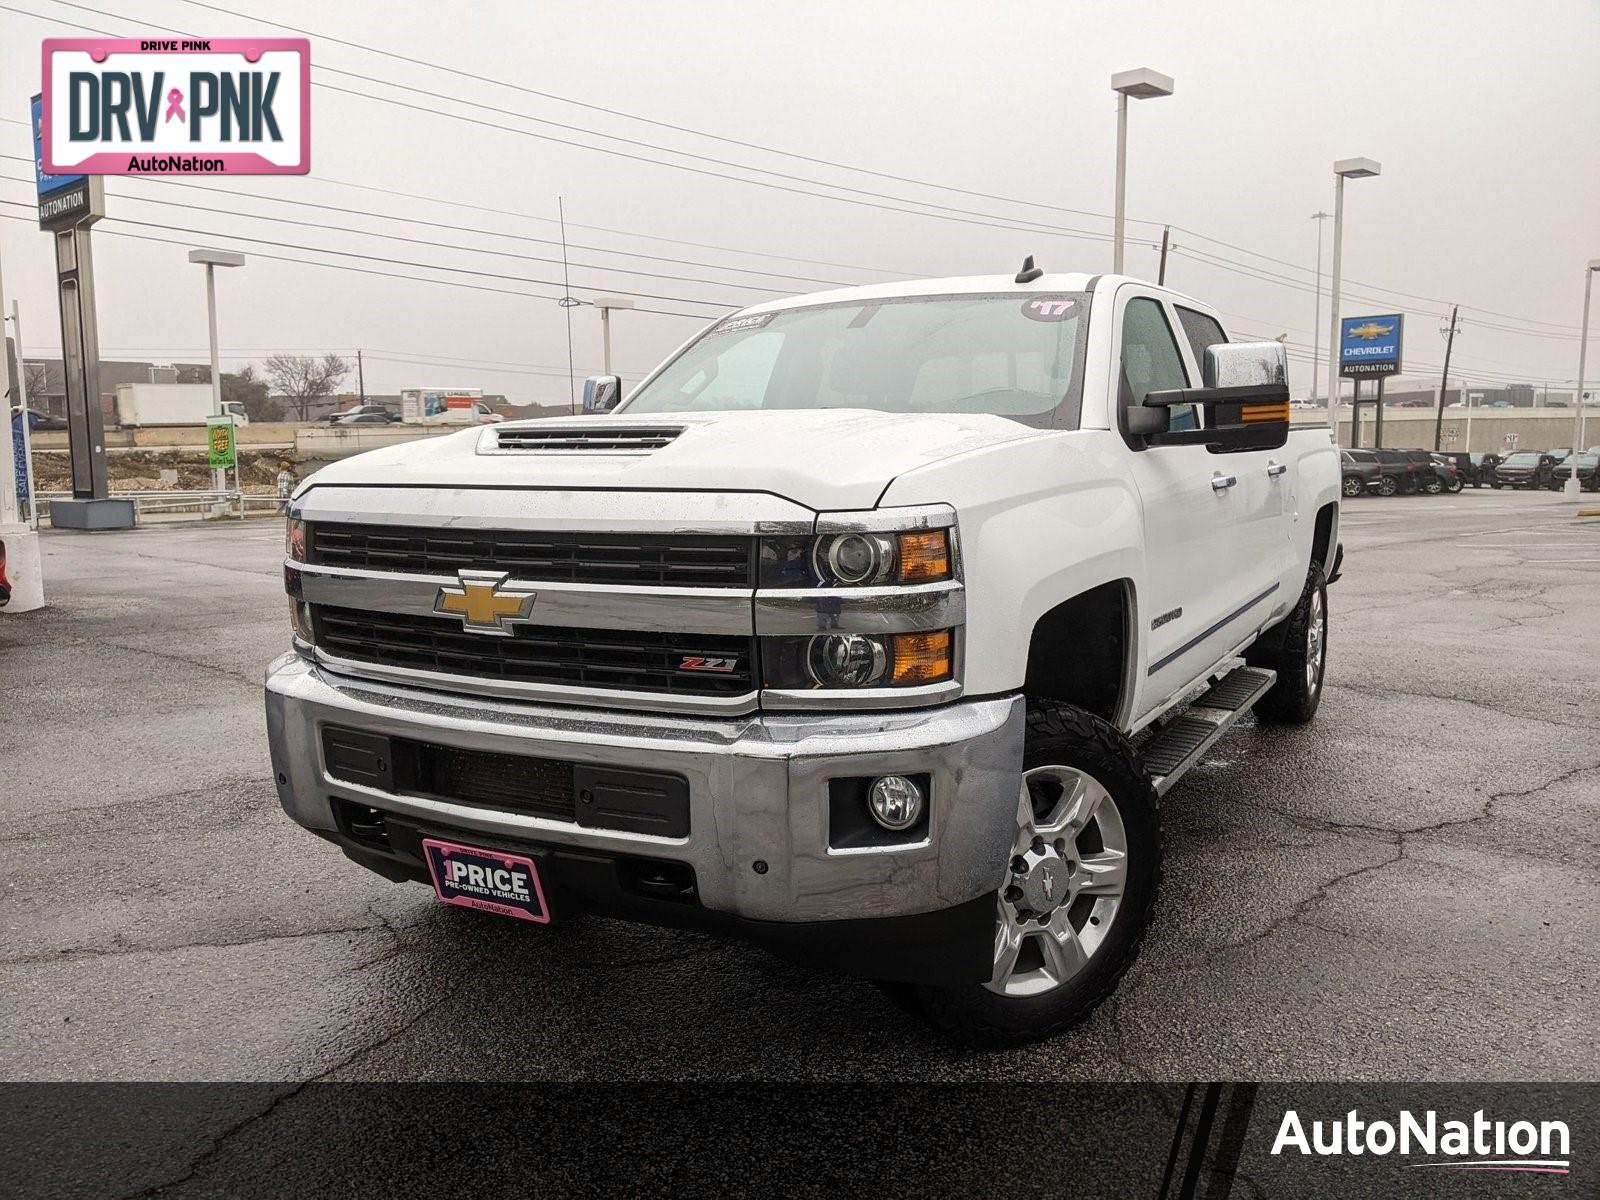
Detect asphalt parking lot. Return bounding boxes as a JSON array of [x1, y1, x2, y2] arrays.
[[2, 488, 1597, 1083]]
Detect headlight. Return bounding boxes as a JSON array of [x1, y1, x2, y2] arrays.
[[760, 528, 952, 587], [808, 632, 888, 687], [286, 515, 306, 562], [763, 629, 954, 690], [814, 532, 895, 585]]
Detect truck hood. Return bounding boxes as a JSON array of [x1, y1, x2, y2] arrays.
[[300, 409, 1047, 511]]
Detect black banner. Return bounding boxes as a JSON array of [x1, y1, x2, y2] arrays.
[[3, 1083, 1595, 1197]]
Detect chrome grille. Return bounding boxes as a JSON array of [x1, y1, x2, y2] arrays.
[[490, 425, 683, 453], [307, 523, 754, 588], [312, 606, 756, 697]]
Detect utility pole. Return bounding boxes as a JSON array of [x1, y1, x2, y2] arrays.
[[357, 350, 366, 404], [1157, 226, 1171, 285], [1309, 212, 1331, 401], [1433, 305, 1461, 452]]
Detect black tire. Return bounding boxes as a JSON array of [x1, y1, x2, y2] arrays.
[[1376, 475, 1398, 497], [1423, 480, 1443, 495], [1342, 476, 1364, 498], [887, 703, 1161, 1050], [1245, 562, 1328, 725], [1446, 477, 1463, 493]]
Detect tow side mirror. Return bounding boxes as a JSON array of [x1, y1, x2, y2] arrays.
[[582, 375, 622, 413], [1140, 341, 1291, 454], [1203, 340, 1287, 389]]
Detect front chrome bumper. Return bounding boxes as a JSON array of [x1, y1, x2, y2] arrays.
[[264, 652, 1024, 923]]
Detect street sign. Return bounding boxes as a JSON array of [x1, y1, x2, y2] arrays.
[[10, 411, 27, 501], [206, 415, 237, 470], [31, 94, 103, 230], [1340, 314, 1404, 378]]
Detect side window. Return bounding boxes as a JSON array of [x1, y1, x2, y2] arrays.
[[1120, 297, 1193, 431], [1175, 307, 1228, 370]]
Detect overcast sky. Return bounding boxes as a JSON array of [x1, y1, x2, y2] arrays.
[[2, 0, 1598, 406]]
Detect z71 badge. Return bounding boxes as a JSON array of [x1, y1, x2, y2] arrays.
[[678, 656, 738, 673]]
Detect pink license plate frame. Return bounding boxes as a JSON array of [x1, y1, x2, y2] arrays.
[[421, 837, 551, 924]]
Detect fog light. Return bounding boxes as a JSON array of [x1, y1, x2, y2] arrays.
[[867, 775, 925, 831]]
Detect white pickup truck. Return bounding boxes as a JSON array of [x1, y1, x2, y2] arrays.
[[268, 268, 1341, 1046]]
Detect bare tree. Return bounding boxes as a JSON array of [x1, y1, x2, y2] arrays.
[[23, 361, 49, 404], [263, 353, 351, 420]]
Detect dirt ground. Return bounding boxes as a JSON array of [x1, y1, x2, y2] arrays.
[[30, 448, 293, 495]]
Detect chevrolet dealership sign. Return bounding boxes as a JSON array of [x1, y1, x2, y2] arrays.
[[40, 38, 310, 176], [1339, 313, 1404, 378]]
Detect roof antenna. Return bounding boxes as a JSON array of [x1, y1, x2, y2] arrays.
[[1015, 255, 1043, 284]]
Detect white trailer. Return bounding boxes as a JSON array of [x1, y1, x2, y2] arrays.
[[114, 383, 249, 427]]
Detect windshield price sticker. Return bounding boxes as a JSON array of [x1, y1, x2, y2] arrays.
[[1021, 297, 1077, 321], [711, 312, 777, 335]]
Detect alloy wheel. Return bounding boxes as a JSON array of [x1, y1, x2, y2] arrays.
[[1305, 586, 1326, 695], [987, 766, 1128, 997]]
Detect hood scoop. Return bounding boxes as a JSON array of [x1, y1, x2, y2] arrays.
[[483, 424, 684, 455]]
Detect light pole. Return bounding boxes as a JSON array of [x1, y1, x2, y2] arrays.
[[593, 297, 635, 376], [188, 248, 245, 491], [1565, 259, 1600, 500], [1325, 158, 1382, 436], [1111, 69, 1174, 275], [1310, 212, 1331, 402]]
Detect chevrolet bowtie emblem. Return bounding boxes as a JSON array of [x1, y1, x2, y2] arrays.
[[433, 570, 538, 635], [1348, 322, 1394, 340]]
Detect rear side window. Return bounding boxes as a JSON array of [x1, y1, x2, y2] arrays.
[[1120, 297, 1194, 431], [1174, 307, 1229, 369]]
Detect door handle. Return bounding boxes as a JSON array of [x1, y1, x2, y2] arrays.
[[1267, 462, 1287, 478], [1211, 474, 1238, 491]]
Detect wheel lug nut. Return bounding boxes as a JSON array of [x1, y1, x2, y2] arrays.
[[1031, 835, 1045, 851], [1004, 885, 1022, 903], [1054, 838, 1067, 854], [1010, 856, 1028, 874]]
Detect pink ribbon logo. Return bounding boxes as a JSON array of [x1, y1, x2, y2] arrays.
[[164, 88, 185, 123]]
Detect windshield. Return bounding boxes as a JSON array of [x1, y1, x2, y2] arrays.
[[1568, 454, 1598, 468], [622, 294, 1088, 427], [1504, 453, 1540, 465]]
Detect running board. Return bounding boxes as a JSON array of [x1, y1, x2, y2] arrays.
[[1142, 665, 1277, 795]]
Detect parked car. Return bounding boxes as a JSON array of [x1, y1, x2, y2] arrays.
[[1427, 453, 1465, 493], [1369, 448, 1415, 495], [1550, 448, 1572, 463], [1549, 452, 1599, 491], [1394, 449, 1446, 494], [1341, 449, 1383, 497], [10, 406, 69, 431], [1493, 451, 1557, 489], [1467, 452, 1502, 487]]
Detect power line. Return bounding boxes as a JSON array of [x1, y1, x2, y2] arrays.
[[11, 0, 1586, 338], [0, 182, 740, 311], [173, 0, 1151, 230], [37, 0, 1123, 248], [0, 162, 797, 296], [0, 204, 724, 319]]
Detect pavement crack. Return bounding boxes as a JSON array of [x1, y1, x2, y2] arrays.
[[120, 1084, 306, 1199], [1, 921, 391, 966], [1326, 681, 1598, 732]]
